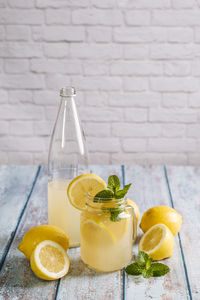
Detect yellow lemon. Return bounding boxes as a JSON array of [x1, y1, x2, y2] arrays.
[[81, 217, 116, 244], [138, 223, 174, 260], [30, 240, 70, 280], [81, 212, 130, 245], [67, 174, 107, 210], [140, 206, 182, 235], [18, 225, 69, 260], [126, 198, 140, 224]]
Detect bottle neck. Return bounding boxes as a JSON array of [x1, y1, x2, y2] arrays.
[[61, 96, 75, 102]]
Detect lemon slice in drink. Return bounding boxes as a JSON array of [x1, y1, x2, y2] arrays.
[[98, 210, 131, 240], [138, 223, 174, 260], [81, 217, 116, 244], [30, 240, 70, 280], [81, 212, 131, 245], [67, 174, 107, 210]]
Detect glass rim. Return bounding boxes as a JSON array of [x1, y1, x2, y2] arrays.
[[86, 192, 126, 203]]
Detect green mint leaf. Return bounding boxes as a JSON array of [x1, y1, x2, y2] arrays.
[[93, 190, 114, 202], [125, 251, 170, 279], [110, 211, 121, 222], [106, 207, 124, 222], [142, 268, 153, 278], [125, 263, 143, 276], [108, 175, 120, 192], [151, 263, 170, 277], [115, 184, 131, 199], [146, 258, 153, 269], [123, 183, 131, 193], [137, 251, 150, 267]]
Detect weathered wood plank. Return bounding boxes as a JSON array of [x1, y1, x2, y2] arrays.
[[57, 165, 123, 300], [125, 166, 190, 300], [0, 166, 58, 300], [0, 165, 38, 265], [166, 166, 200, 300]]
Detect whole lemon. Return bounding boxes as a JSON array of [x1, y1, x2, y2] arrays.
[[140, 206, 182, 235], [126, 198, 140, 224], [18, 225, 69, 260]]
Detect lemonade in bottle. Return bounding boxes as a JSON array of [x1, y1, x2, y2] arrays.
[[48, 87, 88, 247], [48, 177, 80, 247]]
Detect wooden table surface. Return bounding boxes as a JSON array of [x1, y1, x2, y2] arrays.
[[0, 165, 199, 300]]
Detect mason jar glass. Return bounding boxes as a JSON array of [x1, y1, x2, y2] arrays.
[[80, 195, 137, 272]]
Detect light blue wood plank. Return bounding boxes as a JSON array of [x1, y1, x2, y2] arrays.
[[0, 165, 38, 265], [166, 166, 200, 300], [125, 166, 189, 300], [57, 165, 123, 300], [0, 166, 58, 300]]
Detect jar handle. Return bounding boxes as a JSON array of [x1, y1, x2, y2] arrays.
[[126, 203, 137, 243]]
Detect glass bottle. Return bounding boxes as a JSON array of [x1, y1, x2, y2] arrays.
[[48, 87, 88, 248], [80, 195, 137, 272]]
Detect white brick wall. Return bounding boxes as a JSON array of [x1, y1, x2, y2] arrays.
[[0, 0, 200, 165]]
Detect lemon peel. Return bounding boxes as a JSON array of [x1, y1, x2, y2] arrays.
[[18, 225, 69, 260], [140, 206, 182, 235], [139, 223, 175, 260], [30, 240, 70, 280]]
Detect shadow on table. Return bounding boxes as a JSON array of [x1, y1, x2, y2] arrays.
[[135, 232, 142, 245], [67, 255, 121, 278], [0, 255, 54, 288]]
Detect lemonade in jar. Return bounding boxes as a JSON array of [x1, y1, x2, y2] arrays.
[[67, 174, 137, 272], [81, 195, 136, 272]]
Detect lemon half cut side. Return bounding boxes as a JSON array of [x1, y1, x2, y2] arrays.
[[30, 240, 70, 280], [138, 223, 175, 260]]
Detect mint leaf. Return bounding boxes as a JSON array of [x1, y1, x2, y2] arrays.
[[93, 190, 114, 202], [108, 175, 120, 192], [146, 258, 153, 269], [151, 263, 170, 277], [93, 175, 132, 222], [123, 183, 131, 193], [115, 184, 131, 199], [125, 252, 170, 279], [137, 251, 149, 267], [142, 268, 153, 278], [125, 263, 143, 276], [105, 207, 124, 222]]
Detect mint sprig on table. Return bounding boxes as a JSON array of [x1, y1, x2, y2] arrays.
[[93, 175, 131, 222], [125, 251, 170, 278]]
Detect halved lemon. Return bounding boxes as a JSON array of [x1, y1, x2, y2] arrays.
[[30, 240, 70, 280], [81, 217, 116, 244], [138, 223, 174, 260], [18, 225, 69, 260], [67, 174, 107, 210]]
